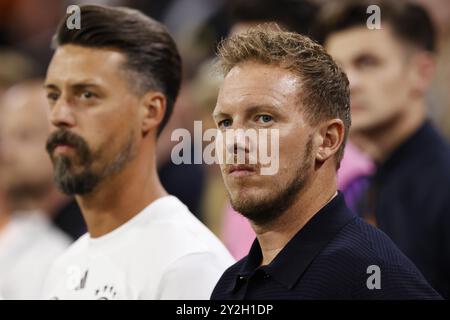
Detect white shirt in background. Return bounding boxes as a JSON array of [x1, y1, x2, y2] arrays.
[[43, 196, 235, 300], [0, 211, 71, 299]]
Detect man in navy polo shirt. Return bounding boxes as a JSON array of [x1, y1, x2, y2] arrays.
[[315, 0, 450, 298], [210, 25, 441, 300]]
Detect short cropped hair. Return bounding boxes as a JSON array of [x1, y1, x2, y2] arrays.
[[313, 0, 435, 53]]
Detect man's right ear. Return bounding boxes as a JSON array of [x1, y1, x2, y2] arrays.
[[410, 51, 436, 97], [139, 91, 166, 135]]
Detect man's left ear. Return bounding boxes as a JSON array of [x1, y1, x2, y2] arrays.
[[315, 119, 345, 163], [139, 91, 166, 135]]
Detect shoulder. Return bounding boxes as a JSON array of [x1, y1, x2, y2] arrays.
[[34, 221, 72, 254], [139, 196, 234, 263], [48, 233, 88, 269], [320, 217, 420, 269], [155, 251, 234, 299], [315, 218, 441, 299]]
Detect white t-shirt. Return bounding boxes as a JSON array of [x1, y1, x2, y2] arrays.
[[42, 196, 235, 300], [0, 211, 71, 299]]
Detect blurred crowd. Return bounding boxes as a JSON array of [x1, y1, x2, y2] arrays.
[[0, 0, 450, 299]]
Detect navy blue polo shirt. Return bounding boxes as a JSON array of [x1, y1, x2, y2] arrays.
[[357, 121, 450, 299], [211, 193, 442, 300]]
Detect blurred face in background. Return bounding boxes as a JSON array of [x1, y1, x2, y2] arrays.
[[0, 82, 54, 199], [45, 45, 142, 195], [325, 25, 421, 132]]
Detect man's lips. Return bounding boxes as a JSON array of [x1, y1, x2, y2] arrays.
[[227, 164, 257, 177], [53, 143, 75, 154]]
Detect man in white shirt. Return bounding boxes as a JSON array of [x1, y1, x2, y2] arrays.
[[0, 81, 71, 299], [42, 5, 234, 299]]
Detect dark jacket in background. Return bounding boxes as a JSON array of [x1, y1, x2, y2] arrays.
[[357, 121, 450, 299]]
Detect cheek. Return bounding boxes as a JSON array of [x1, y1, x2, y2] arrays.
[[277, 128, 308, 166], [95, 121, 136, 162], [372, 66, 407, 102], [82, 112, 124, 152]]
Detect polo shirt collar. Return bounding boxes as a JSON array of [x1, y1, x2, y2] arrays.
[[229, 192, 355, 293]]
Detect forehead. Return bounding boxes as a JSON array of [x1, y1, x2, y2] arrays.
[[45, 44, 127, 87], [325, 25, 404, 62], [216, 62, 301, 110]]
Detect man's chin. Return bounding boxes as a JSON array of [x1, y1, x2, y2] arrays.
[[51, 153, 80, 166], [230, 198, 281, 226], [229, 190, 276, 217], [53, 166, 101, 196], [228, 187, 264, 205]]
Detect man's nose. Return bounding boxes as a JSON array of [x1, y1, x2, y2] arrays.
[[49, 99, 76, 129], [229, 129, 250, 155]]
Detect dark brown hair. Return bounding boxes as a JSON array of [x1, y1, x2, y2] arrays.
[[53, 5, 182, 135], [313, 0, 435, 53]]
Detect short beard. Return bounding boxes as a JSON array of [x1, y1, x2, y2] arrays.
[[46, 130, 135, 196], [229, 138, 313, 226], [51, 156, 101, 195]]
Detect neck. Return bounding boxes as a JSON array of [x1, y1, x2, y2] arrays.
[[252, 165, 338, 266], [76, 151, 167, 238], [350, 100, 426, 164]]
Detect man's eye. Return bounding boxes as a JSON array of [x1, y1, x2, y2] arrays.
[[355, 55, 379, 69], [256, 115, 273, 124], [47, 92, 59, 101], [218, 119, 232, 129], [81, 91, 96, 99]]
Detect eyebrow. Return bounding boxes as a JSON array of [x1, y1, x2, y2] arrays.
[[213, 104, 280, 118], [245, 104, 280, 114], [44, 83, 59, 90], [44, 82, 102, 91], [212, 110, 227, 119]]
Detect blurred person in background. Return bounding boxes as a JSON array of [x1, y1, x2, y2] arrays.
[[413, 0, 450, 140], [314, 0, 450, 298], [0, 50, 37, 94], [0, 50, 86, 241], [0, 80, 71, 299], [0, 6, 88, 241]]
